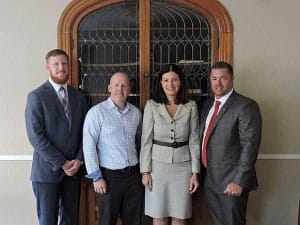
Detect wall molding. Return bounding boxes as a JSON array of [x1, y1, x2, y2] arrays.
[[0, 155, 33, 161], [0, 154, 299, 161], [257, 154, 300, 160]]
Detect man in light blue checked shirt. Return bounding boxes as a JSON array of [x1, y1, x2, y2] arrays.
[[83, 72, 143, 225]]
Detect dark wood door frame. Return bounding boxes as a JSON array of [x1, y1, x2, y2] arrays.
[[58, 0, 233, 108]]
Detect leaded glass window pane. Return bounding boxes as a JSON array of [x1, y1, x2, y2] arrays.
[[78, 1, 139, 107], [150, 0, 211, 104], [77, 0, 211, 108]]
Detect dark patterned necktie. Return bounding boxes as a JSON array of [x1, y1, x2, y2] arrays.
[[58, 87, 71, 125]]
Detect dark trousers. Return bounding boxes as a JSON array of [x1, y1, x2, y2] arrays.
[[32, 176, 81, 225], [204, 187, 249, 225], [96, 165, 143, 225]]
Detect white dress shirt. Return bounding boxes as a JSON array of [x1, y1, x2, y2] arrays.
[[202, 89, 234, 151]]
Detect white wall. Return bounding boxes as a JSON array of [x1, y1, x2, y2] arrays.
[[221, 0, 300, 155], [0, 1, 299, 225], [0, 161, 35, 224], [0, 1, 69, 225], [0, 0, 69, 154], [219, 1, 300, 225]]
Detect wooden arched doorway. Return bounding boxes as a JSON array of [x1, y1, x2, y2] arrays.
[[58, 0, 232, 108], [58, 1, 233, 224]]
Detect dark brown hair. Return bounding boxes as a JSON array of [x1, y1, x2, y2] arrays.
[[152, 64, 188, 105], [211, 61, 233, 76]]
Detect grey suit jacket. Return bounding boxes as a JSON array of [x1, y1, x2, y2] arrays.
[[140, 99, 200, 173], [200, 91, 262, 193], [25, 81, 87, 183]]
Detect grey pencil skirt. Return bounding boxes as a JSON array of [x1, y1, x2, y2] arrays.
[[144, 160, 192, 219]]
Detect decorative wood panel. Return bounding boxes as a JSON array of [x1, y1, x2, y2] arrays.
[[58, 1, 233, 225], [58, 0, 233, 108]]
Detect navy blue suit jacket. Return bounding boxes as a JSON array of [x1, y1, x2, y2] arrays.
[[25, 81, 87, 183]]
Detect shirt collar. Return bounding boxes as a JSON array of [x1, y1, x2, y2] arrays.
[[107, 97, 130, 113], [215, 88, 233, 105], [48, 77, 68, 93]]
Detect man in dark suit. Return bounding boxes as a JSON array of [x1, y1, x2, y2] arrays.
[[25, 49, 87, 225], [200, 61, 262, 225]]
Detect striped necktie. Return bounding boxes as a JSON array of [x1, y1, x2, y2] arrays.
[[58, 87, 71, 125]]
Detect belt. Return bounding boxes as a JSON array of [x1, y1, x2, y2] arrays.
[[153, 139, 189, 148], [101, 164, 139, 173]]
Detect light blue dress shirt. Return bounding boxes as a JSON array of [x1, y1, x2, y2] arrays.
[[83, 97, 142, 181]]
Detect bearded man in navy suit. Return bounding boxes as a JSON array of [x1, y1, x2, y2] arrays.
[[199, 61, 262, 225], [25, 49, 87, 225]]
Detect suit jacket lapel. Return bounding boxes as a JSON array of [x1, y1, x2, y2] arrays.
[[67, 86, 75, 128], [200, 99, 214, 135], [45, 81, 70, 124], [158, 103, 172, 120], [173, 104, 189, 120], [211, 91, 237, 132]]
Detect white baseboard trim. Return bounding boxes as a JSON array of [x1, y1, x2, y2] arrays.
[[0, 154, 299, 161]]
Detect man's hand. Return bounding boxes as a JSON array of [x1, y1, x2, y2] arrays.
[[224, 182, 243, 196], [62, 159, 81, 176], [93, 178, 107, 194]]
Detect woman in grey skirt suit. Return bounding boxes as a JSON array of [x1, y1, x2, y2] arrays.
[[140, 64, 201, 225]]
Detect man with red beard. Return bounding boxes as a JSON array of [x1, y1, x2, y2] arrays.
[[25, 49, 87, 225]]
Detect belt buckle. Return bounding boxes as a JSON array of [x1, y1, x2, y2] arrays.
[[172, 142, 178, 148]]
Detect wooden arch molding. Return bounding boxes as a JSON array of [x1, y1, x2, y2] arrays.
[[58, 0, 233, 87]]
